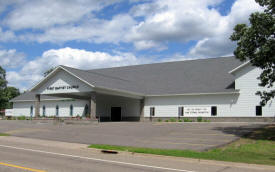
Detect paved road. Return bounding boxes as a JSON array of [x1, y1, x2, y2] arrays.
[[0, 120, 267, 151], [0, 136, 274, 172]]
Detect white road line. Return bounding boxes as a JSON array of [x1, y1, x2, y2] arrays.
[[0, 144, 195, 172]]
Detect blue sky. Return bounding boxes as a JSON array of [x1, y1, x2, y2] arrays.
[[0, 0, 261, 91]]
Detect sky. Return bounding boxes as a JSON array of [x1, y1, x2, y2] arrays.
[[0, 0, 262, 91]]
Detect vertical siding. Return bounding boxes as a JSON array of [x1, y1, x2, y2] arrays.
[[144, 94, 237, 117], [13, 99, 89, 117]]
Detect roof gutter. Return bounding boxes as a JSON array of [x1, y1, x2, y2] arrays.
[[146, 91, 240, 97]]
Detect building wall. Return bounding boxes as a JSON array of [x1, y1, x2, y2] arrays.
[[13, 99, 89, 117], [144, 66, 275, 118]]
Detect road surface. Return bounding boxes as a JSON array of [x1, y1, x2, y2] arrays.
[[0, 136, 274, 172]]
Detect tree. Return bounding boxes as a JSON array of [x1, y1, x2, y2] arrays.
[[0, 66, 20, 110], [44, 66, 56, 77], [4, 87, 20, 109], [230, 0, 275, 106], [0, 66, 7, 110]]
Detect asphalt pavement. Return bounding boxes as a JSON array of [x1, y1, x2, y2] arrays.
[[0, 136, 274, 172], [0, 120, 267, 151]]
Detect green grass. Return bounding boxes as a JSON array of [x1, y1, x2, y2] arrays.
[[89, 125, 275, 166], [0, 133, 10, 136]]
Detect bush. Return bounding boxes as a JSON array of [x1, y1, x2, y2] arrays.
[[17, 116, 26, 120], [169, 118, 176, 122], [197, 117, 203, 122], [183, 118, 192, 122], [157, 118, 162, 122], [165, 119, 169, 122], [178, 119, 183, 122]]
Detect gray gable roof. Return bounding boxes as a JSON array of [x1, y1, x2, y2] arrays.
[[12, 56, 243, 101]]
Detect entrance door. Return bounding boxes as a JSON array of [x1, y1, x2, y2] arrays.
[[111, 107, 121, 121]]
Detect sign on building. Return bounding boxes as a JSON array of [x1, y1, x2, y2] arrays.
[[5, 109, 13, 116], [184, 107, 211, 116]]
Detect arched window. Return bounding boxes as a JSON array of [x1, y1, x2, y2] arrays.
[[30, 106, 33, 117], [56, 105, 59, 116], [84, 104, 89, 117], [42, 105, 46, 117], [70, 104, 73, 116]]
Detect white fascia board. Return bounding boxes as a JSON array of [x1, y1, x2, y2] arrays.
[[229, 61, 251, 74], [10, 98, 73, 102], [59, 66, 95, 88], [29, 66, 61, 91], [146, 91, 240, 97], [29, 66, 95, 92]]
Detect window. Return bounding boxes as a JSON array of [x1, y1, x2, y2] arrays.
[[211, 106, 217, 116], [70, 104, 73, 116], [150, 107, 155, 117], [178, 107, 184, 116], [42, 105, 46, 117], [56, 105, 59, 116], [84, 104, 89, 117], [30, 106, 33, 117], [256, 106, 262, 116]]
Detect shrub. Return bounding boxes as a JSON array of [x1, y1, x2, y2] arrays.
[[165, 119, 169, 122], [178, 119, 182, 122], [197, 117, 203, 122], [17, 116, 26, 120], [157, 118, 162, 122], [183, 118, 192, 122], [169, 118, 176, 122]]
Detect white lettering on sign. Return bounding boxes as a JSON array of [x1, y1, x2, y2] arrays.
[[184, 107, 211, 117], [46, 85, 79, 91]]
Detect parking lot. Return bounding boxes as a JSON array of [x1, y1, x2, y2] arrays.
[[0, 120, 267, 151]]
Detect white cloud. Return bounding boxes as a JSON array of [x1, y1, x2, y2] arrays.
[[4, 0, 120, 30], [0, 49, 25, 68], [187, 0, 262, 58], [20, 14, 136, 44], [0, 28, 16, 42], [6, 47, 151, 91]]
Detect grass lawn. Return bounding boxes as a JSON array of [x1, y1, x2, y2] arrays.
[[89, 124, 275, 166], [0, 133, 10, 136]]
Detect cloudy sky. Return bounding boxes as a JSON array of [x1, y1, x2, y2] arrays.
[[0, 0, 261, 91]]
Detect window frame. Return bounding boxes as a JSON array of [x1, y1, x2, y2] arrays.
[[150, 107, 155, 117], [178, 106, 184, 117], [70, 104, 73, 116], [56, 105, 59, 116], [256, 106, 262, 116], [42, 105, 46, 117], [211, 106, 217, 116]]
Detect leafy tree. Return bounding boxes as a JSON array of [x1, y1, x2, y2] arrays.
[[230, 0, 275, 106], [4, 87, 20, 109], [0, 66, 20, 110], [0, 66, 7, 110]]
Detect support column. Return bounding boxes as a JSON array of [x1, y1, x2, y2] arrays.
[[35, 94, 40, 118], [90, 92, 96, 120], [140, 98, 145, 122]]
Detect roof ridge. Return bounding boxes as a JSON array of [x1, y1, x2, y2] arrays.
[[87, 56, 235, 71]]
